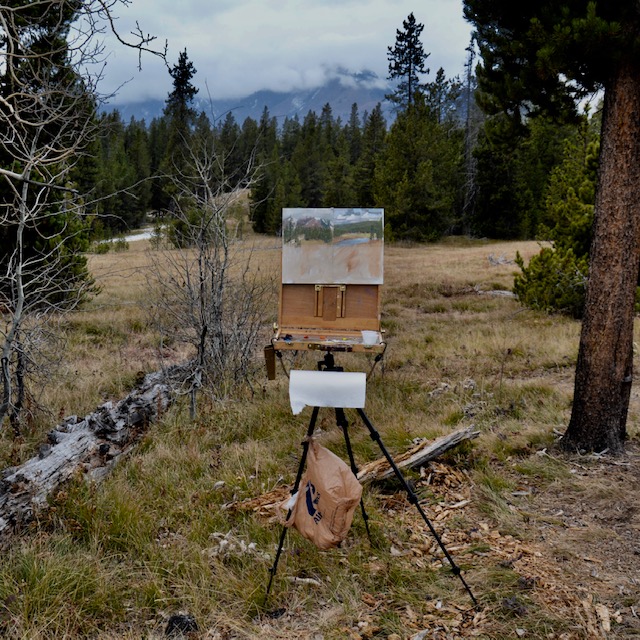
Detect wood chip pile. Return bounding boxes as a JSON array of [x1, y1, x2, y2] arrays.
[[235, 453, 628, 638]]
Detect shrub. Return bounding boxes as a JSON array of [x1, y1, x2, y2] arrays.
[[513, 247, 588, 319], [113, 238, 129, 252], [90, 242, 111, 255]]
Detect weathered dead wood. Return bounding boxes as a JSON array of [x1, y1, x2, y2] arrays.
[[0, 364, 189, 544], [231, 426, 480, 518], [356, 425, 480, 484]]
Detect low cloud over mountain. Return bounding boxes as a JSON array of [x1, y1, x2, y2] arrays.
[[106, 68, 394, 125]]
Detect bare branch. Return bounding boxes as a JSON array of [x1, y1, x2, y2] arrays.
[[147, 131, 276, 408], [0, 0, 165, 428]]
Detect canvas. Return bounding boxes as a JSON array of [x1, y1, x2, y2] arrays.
[[282, 208, 384, 285]]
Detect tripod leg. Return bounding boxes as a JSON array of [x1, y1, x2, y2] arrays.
[[266, 406, 319, 598], [357, 409, 477, 606], [335, 408, 372, 543]]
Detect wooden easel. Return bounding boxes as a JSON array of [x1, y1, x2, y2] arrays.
[[264, 209, 476, 607]]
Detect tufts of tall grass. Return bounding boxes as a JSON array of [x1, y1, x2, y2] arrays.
[[0, 236, 620, 636]]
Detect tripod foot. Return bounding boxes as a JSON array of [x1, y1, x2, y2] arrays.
[[356, 408, 478, 606]]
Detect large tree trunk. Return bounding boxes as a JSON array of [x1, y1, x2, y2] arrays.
[[562, 57, 640, 454]]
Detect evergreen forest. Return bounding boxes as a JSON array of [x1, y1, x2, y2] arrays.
[[84, 44, 601, 323], [89, 82, 600, 248]]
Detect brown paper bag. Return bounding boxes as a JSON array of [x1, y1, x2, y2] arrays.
[[285, 440, 363, 550]]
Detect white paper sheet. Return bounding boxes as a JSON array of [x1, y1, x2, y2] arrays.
[[289, 370, 367, 415]]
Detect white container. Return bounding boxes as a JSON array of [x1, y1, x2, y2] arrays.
[[361, 330, 379, 346]]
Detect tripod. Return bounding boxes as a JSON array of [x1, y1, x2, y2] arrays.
[[266, 353, 477, 606]]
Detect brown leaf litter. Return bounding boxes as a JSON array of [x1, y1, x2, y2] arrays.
[[230, 443, 640, 638]]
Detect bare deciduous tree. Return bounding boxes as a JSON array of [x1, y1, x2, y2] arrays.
[[0, 0, 165, 430], [148, 134, 275, 414]]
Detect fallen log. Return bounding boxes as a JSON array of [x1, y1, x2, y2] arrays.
[[356, 425, 480, 484], [231, 426, 480, 517], [0, 364, 189, 545]]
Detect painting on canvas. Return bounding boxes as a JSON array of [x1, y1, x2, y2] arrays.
[[282, 208, 384, 284]]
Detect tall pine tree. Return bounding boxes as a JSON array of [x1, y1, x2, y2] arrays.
[[354, 104, 387, 206], [465, 0, 640, 453], [374, 95, 462, 241], [160, 49, 199, 209], [386, 13, 430, 110]]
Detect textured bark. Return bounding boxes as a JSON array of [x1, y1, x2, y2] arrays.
[[0, 365, 188, 545], [356, 426, 480, 484], [562, 57, 640, 454]]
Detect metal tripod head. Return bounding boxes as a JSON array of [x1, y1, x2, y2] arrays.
[[317, 352, 343, 372]]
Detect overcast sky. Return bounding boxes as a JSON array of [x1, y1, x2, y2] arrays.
[[100, 0, 473, 106]]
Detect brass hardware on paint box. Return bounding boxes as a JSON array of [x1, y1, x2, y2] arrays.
[[314, 284, 346, 320]]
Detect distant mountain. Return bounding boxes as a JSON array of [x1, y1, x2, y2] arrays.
[[104, 69, 395, 125]]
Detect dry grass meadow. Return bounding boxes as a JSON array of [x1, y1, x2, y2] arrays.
[[1, 231, 640, 639]]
